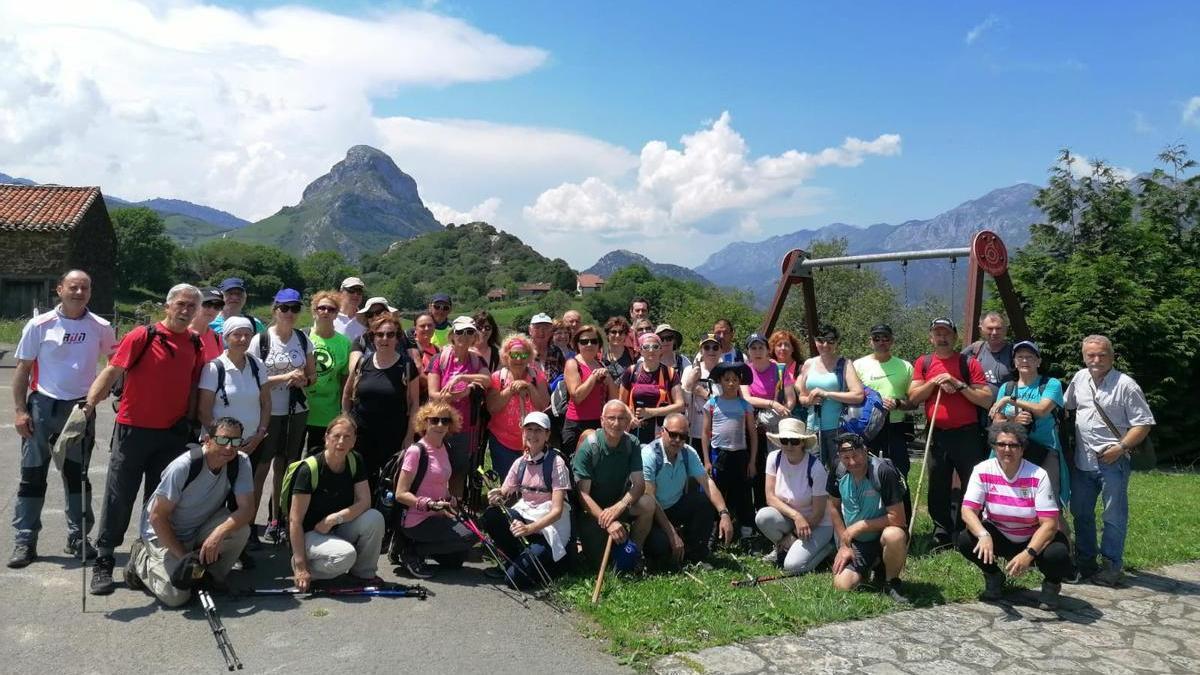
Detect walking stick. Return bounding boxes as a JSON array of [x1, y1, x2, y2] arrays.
[[909, 388, 943, 534], [591, 535, 614, 604]]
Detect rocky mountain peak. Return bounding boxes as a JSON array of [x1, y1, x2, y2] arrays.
[[301, 144, 421, 204]]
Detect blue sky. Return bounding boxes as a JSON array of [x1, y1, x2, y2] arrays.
[[4, 1, 1198, 267]]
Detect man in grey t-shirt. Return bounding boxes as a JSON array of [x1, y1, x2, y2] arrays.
[[962, 312, 1014, 392], [127, 417, 253, 606]]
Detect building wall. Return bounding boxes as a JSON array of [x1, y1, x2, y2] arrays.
[[66, 201, 117, 317], [0, 230, 68, 317]]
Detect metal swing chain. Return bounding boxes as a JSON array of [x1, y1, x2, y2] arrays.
[[949, 257, 957, 312]]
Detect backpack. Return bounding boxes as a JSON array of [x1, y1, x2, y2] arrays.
[[181, 444, 241, 512], [773, 449, 818, 489], [834, 358, 887, 441], [376, 441, 430, 527], [514, 448, 565, 495], [1002, 376, 1063, 424], [623, 364, 674, 410], [213, 356, 262, 407], [833, 454, 904, 500], [647, 439, 700, 479], [258, 328, 310, 412], [279, 451, 359, 522], [110, 324, 203, 405]]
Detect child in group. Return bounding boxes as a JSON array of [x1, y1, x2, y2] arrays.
[[703, 361, 758, 539]]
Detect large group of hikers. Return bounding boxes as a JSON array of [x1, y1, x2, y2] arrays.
[[10, 270, 1156, 615]]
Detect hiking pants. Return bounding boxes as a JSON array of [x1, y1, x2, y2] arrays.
[[644, 489, 717, 566], [13, 392, 94, 546], [303, 508, 385, 580], [96, 424, 188, 556], [710, 448, 752, 530], [754, 507, 834, 574], [927, 424, 985, 542], [481, 506, 560, 588], [868, 419, 914, 524], [956, 522, 1074, 583], [133, 509, 249, 607]]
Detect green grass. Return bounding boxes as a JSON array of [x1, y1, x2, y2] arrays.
[[558, 469, 1200, 668]]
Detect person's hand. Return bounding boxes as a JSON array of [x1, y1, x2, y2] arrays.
[[487, 488, 505, 507], [510, 521, 532, 539], [939, 380, 960, 394], [932, 373, 954, 387], [1005, 550, 1034, 577], [746, 460, 758, 479], [832, 544, 855, 575], [988, 399, 1007, 418], [772, 401, 790, 416], [294, 566, 312, 593], [792, 514, 812, 540], [669, 529, 686, 562], [82, 402, 97, 419], [599, 502, 625, 528], [14, 410, 33, 439], [606, 521, 628, 545], [1015, 410, 1033, 426], [703, 462, 714, 477], [199, 530, 223, 565], [629, 412, 644, 429], [244, 431, 267, 454], [314, 516, 334, 535], [881, 397, 897, 412], [973, 534, 994, 565], [808, 388, 826, 402], [717, 512, 734, 544], [287, 369, 306, 388], [1099, 444, 1125, 464]]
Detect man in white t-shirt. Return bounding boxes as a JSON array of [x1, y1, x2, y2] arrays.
[[9, 270, 116, 568], [333, 276, 366, 343]]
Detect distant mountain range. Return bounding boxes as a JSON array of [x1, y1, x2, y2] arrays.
[[584, 249, 713, 286]]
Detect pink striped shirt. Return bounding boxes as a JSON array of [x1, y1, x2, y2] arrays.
[[962, 458, 1057, 543]]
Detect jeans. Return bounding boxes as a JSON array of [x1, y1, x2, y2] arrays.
[[481, 507, 560, 588], [13, 392, 95, 545], [1070, 455, 1131, 570]]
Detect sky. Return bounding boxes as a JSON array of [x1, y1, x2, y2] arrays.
[[2, 1, 1198, 268]]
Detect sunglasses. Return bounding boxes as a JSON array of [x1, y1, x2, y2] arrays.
[[779, 438, 805, 446], [432, 303, 451, 311], [577, 338, 600, 346], [276, 304, 302, 314], [374, 331, 397, 339], [316, 305, 339, 313], [203, 301, 225, 309], [454, 328, 477, 336], [428, 416, 453, 426], [344, 287, 364, 294], [871, 336, 892, 342], [701, 343, 721, 351], [664, 430, 688, 442], [815, 337, 838, 344], [211, 436, 245, 447], [640, 343, 661, 352], [509, 350, 530, 359], [608, 330, 627, 336]]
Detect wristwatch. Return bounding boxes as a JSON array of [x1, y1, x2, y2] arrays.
[[955, 382, 967, 391], [1025, 546, 1039, 559], [718, 508, 731, 518]]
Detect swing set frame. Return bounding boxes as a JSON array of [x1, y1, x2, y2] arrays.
[[759, 230, 1030, 352]]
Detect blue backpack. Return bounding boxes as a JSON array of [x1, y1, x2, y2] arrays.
[[834, 358, 887, 441]]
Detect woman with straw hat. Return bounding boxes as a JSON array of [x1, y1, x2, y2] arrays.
[[755, 418, 834, 574]]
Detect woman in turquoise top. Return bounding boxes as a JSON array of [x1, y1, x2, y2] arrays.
[[797, 324, 863, 467], [988, 340, 1069, 505]]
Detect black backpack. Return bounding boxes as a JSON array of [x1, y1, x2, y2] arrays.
[[213, 356, 263, 407], [257, 328, 310, 412], [110, 324, 203, 405], [377, 441, 431, 526], [181, 444, 241, 512], [773, 449, 818, 488], [514, 448, 566, 496]]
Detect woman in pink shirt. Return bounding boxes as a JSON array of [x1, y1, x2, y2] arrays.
[[562, 324, 618, 455], [427, 316, 492, 499], [486, 334, 550, 480], [394, 402, 475, 579], [958, 421, 1074, 610]]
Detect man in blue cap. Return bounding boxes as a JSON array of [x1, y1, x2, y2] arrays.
[[428, 293, 453, 348], [211, 278, 265, 335]]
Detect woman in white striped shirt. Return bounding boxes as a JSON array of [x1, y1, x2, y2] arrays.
[[957, 421, 1075, 610]]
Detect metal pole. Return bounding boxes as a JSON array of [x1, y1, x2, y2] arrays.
[[795, 247, 972, 270]]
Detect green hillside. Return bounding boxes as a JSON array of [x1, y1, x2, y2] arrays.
[[162, 213, 231, 247]]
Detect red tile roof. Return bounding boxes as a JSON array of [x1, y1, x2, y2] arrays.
[[577, 273, 605, 288], [519, 282, 553, 292], [0, 185, 102, 232]]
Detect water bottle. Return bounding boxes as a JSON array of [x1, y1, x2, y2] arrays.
[[383, 490, 395, 507]]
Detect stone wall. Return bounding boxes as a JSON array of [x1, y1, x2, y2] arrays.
[[67, 201, 116, 316]]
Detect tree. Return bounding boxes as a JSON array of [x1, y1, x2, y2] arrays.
[[299, 250, 357, 295], [185, 240, 303, 300], [111, 207, 180, 293]]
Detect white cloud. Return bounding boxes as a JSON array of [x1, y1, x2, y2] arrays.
[[523, 112, 900, 239], [1184, 97, 1200, 126], [965, 14, 1000, 45], [0, 0, 553, 219], [1069, 155, 1137, 182], [427, 197, 503, 225]]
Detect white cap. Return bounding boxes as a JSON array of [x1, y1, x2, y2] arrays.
[[221, 316, 255, 337], [340, 276, 365, 290], [451, 315, 477, 331], [356, 296, 398, 315], [522, 411, 551, 430], [530, 313, 553, 325]]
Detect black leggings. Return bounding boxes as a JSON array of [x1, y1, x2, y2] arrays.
[[480, 507, 561, 588], [710, 448, 752, 530], [956, 522, 1075, 583]]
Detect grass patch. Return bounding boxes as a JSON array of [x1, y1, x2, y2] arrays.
[[558, 468, 1200, 667]]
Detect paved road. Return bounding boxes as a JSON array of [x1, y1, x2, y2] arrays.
[[0, 364, 629, 674], [653, 562, 1200, 674]]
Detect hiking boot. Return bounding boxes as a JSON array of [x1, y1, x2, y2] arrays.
[[7, 543, 36, 569], [1091, 562, 1125, 588], [124, 541, 146, 591], [403, 555, 434, 580], [884, 578, 911, 605], [90, 555, 116, 595], [65, 536, 98, 561], [980, 572, 1004, 601], [1038, 581, 1062, 610]]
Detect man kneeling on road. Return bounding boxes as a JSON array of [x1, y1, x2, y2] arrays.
[[127, 417, 253, 606], [639, 413, 734, 569], [828, 432, 910, 604]]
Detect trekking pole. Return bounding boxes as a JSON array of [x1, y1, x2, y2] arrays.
[[453, 509, 521, 590], [476, 467, 555, 588], [199, 589, 243, 671], [81, 453, 87, 613], [731, 571, 803, 587], [591, 535, 614, 604], [909, 388, 943, 534], [248, 584, 429, 599]]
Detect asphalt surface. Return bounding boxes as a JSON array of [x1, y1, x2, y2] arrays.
[[0, 362, 630, 674]]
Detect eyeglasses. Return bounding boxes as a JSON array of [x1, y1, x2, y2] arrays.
[[211, 436, 245, 447], [779, 438, 805, 446], [432, 303, 451, 311], [454, 328, 477, 336], [509, 350, 530, 359], [640, 343, 661, 352], [276, 304, 302, 314], [577, 338, 600, 346], [1014, 354, 1038, 361], [994, 441, 1023, 449], [837, 444, 863, 453], [664, 430, 688, 442], [636, 328, 653, 335], [701, 344, 721, 351], [316, 305, 338, 313], [602, 415, 630, 423], [428, 417, 453, 426], [374, 331, 397, 339], [344, 287, 364, 294], [203, 301, 225, 309]]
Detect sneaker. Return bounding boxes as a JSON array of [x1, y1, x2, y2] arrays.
[[1038, 581, 1062, 610], [264, 519, 285, 545], [7, 543, 36, 569], [403, 555, 434, 580], [884, 579, 911, 605], [760, 548, 784, 567], [65, 537, 98, 561], [90, 555, 116, 595], [1091, 562, 1125, 588], [980, 572, 1004, 601], [233, 551, 256, 571], [482, 565, 508, 580], [124, 541, 146, 591]]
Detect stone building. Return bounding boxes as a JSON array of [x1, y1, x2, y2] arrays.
[[0, 185, 116, 318]]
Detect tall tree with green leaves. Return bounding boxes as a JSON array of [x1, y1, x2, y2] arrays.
[[110, 207, 180, 293]]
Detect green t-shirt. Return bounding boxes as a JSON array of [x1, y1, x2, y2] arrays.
[[431, 324, 452, 349], [572, 431, 643, 508], [853, 355, 913, 423], [305, 331, 351, 427]]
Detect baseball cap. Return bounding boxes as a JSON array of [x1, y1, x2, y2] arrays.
[[340, 276, 365, 290], [929, 317, 957, 332], [451, 316, 477, 332], [699, 332, 721, 346], [357, 296, 398, 314], [273, 288, 302, 305], [199, 287, 223, 304], [218, 277, 245, 293], [744, 332, 768, 349], [869, 323, 893, 337], [221, 316, 255, 337], [529, 313, 553, 325], [1012, 340, 1041, 357], [430, 293, 451, 305], [655, 323, 682, 343], [522, 411, 552, 430]]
